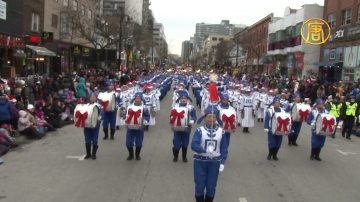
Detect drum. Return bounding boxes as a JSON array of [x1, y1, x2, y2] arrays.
[[98, 92, 116, 112], [315, 114, 336, 136], [170, 107, 189, 131], [291, 103, 311, 122], [220, 108, 236, 132], [271, 112, 291, 135], [125, 105, 143, 130], [74, 104, 99, 128]]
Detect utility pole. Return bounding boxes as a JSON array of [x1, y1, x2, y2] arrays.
[[235, 39, 239, 68]]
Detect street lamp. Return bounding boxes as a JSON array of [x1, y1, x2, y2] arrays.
[[118, 7, 130, 69], [125, 37, 133, 69]]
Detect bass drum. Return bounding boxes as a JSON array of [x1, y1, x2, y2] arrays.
[[315, 114, 336, 136], [74, 104, 99, 128], [271, 112, 292, 136]]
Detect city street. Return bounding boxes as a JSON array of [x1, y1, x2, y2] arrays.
[[1, 90, 360, 202]]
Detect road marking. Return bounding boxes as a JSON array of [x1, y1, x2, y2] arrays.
[[66, 155, 85, 161], [336, 149, 357, 156], [239, 197, 248, 202]]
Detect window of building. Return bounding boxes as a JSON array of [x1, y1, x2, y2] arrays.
[[219, 38, 224, 41], [72, 0, 78, 11], [60, 13, 71, 35], [63, 0, 68, 7], [81, 5, 85, 16], [342, 8, 352, 25], [51, 14, 58, 28], [31, 13, 40, 32], [211, 37, 217, 41], [269, 33, 276, 43], [328, 13, 336, 28], [358, 4, 360, 22], [87, 9, 92, 19], [295, 23, 302, 36]]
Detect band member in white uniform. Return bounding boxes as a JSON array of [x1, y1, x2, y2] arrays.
[[240, 88, 255, 133]]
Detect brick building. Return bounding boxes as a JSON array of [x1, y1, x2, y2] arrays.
[[235, 14, 273, 73], [321, 0, 360, 82]]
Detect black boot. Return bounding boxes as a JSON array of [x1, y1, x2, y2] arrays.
[[205, 195, 214, 202], [116, 126, 120, 130], [84, 144, 91, 159], [172, 148, 179, 162], [92, 145, 98, 160], [135, 147, 141, 160], [182, 147, 188, 163], [314, 148, 322, 161], [267, 148, 272, 160], [195, 195, 205, 202], [103, 128, 109, 140], [272, 148, 279, 161], [110, 128, 115, 140], [127, 147, 134, 160], [310, 148, 315, 160]]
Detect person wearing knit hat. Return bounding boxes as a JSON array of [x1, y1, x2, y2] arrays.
[[307, 98, 328, 161], [240, 87, 255, 133], [125, 92, 150, 161], [257, 87, 267, 122], [263, 89, 275, 120], [191, 105, 228, 202], [142, 84, 157, 131], [264, 96, 284, 161], [280, 93, 289, 111], [170, 91, 197, 163], [101, 81, 117, 140]]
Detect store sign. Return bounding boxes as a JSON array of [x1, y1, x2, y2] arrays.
[[295, 52, 305, 70], [42, 32, 53, 43], [28, 35, 41, 44], [343, 46, 358, 68], [347, 25, 360, 40], [334, 29, 345, 39], [0, 34, 25, 48], [0, 0, 6, 20]]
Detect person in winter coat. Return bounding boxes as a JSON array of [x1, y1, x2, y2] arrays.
[[76, 77, 87, 99], [0, 94, 13, 125], [18, 106, 45, 139]]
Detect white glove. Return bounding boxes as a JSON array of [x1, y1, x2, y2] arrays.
[[143, 120, 148, 125], [219, 164, 225, 172], [189, 120, 194, 125], [311, 123, 315, 130], [264, 129, 269, 132]]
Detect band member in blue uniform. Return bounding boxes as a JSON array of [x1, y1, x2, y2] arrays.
[[217, 93, 236, 148], [192, 105, 228, 202], [307, 98, 327, 161], [171, 91, 197, 163], [84, 94, 101, 160], [102, 82, 117, 140], [287, 93, 302, 146], [125, 92, 150, 161], [264, 97, 284, 161]]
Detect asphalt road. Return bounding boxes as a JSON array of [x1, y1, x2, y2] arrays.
[[1, 89, 360, 202]]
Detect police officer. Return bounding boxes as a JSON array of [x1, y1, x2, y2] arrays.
[[327, 96, 342, 138], [191, 105, 228, 202], [83, 94, 101, 160], [341, 95, 358, 140], [171, 91, 197, 163]]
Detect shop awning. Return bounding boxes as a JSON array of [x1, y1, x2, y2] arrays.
[[26, 45, 56, 57]]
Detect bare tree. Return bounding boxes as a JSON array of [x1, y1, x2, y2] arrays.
[[215, 40, 234, 66]]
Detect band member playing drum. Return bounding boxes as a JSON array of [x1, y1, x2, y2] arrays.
[[99, 82, 117, 140], [143, 85, 157, 131], [264, 97, 290, 161], [307, 98, 334, 161], [125, 92, 150, 160], [170, 91, 197, 163], [287, 93, 310, 146], [83, 94, 101, 159], [191, 105, 228, 202], [218, 93, 236, 149]]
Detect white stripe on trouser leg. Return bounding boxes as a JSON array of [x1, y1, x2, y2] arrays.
[[239, 197, 248, 202]]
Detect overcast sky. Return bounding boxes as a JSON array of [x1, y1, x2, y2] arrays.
[[150, 0, 324, 55]]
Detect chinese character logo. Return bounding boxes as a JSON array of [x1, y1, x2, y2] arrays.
[[301, 18, 330, 45]]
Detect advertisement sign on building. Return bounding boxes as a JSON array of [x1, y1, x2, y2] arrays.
[[343, 46, 358, 68], [0, 0, 6, 20]]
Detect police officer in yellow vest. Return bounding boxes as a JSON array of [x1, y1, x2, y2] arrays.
[[327, 96, 342, 138], [341, 96, 358, 140]]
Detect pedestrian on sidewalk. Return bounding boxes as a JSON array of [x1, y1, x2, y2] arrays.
[[191, 105, 228, 202]]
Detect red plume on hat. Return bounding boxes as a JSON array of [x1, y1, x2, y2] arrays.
[[208, 74, 219, 103]]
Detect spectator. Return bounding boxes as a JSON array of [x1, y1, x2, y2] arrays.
[[76, 77, 87, 98], [0, 92, 13, 126], [17, 108, 45, 139]]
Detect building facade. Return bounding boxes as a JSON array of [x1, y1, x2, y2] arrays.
[[235, 14, 273, 73], [321, 0, 360, 82], [267, 4, 324, 79], [181, 40, 193, 63], [0, 0, 25, 77], [152, 23, 168, 65]]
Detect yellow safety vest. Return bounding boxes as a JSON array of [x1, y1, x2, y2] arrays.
[[346, 102, 357, 116], [329, 103, 342, 118]]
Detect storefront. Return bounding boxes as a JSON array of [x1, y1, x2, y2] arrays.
[[0, 33, 25, 77]]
